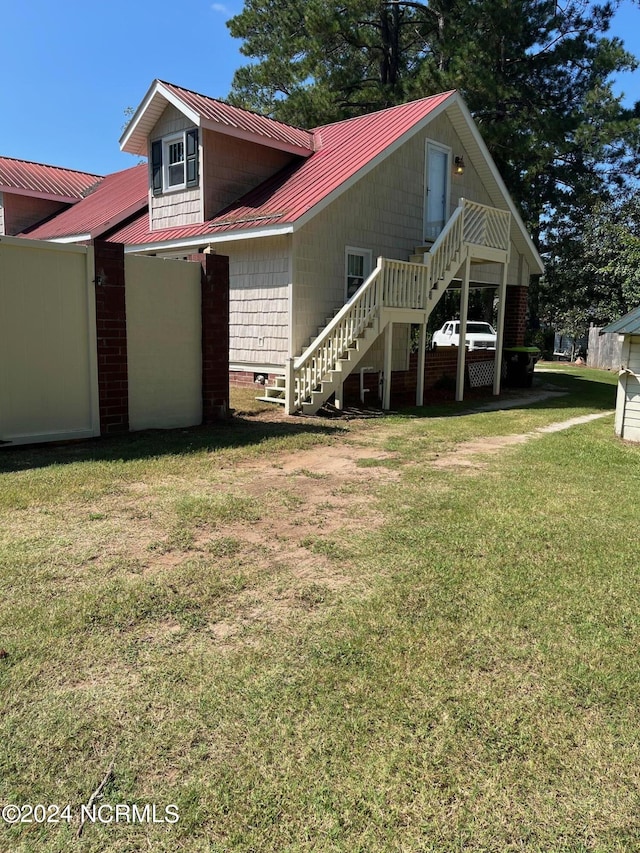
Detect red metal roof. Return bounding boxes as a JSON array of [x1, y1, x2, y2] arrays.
[[111, 93, 454, 248], [0, 156, 101, 201], [23, 164, 148, 240], [160, 81, 315, 153]]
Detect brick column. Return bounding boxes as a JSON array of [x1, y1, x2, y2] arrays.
[[191, 253, 230, 422], [93, 240, 129, 434], [504, 285, 528, 347]]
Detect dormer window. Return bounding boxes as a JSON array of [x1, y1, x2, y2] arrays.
[[151, 129, 199, 195], [166, 136, 185, 188]]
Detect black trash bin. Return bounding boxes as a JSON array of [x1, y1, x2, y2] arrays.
[[502, 346, 541, 388]]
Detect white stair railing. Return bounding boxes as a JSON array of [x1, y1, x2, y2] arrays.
[[286, 199, 510, 413], [288, 261, 383, 412]]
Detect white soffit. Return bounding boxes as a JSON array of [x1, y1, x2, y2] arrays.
[[120, 81, 200, 157]]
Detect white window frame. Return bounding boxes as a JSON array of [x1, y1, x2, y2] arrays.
[[345, 247, 373, 301], [163, 132, 187, 191]]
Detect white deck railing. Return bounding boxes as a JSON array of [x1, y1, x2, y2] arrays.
[[461, 199, 511, 252], [287, 199, 510, 411]]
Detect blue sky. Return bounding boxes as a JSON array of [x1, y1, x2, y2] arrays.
[[1, 0, 639, 177]]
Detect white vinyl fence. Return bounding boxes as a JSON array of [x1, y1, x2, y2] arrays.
[[0, 236, 205, 446], [0, 238, 99, 445]]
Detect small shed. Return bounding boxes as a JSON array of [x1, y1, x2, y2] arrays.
[[602, 306, 640, 442]]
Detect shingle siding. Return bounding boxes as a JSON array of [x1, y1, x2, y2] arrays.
[[213, 235, 291, 369], [149, 105, 202, 230]]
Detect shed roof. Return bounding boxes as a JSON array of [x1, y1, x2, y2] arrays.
[[22, 164, 148, 241], [602, 306, 640, 335], [0, 156, 101, 203]]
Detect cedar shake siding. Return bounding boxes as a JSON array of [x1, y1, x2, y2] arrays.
[[211, 235, 292, 370], [292, 111, 521, 357], [149, 105, 202, 230]]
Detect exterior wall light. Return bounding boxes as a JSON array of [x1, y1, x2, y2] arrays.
[[454, 156, 465, 175]]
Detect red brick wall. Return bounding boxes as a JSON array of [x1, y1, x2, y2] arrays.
[[3, 193, 69, 236], [197, 253, 230, 422], [504, 285, 528, 347], [94, 240, 129, 434]]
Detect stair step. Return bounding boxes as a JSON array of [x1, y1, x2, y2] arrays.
[[256, 395, 286, 405], [261, 388, 285, 400], [257, 376, 287, 405]]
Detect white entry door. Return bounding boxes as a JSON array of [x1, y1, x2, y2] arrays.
[[424, 141, 450, 242]]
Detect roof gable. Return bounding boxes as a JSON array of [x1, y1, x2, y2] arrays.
[[0, 156, 101, 203], [110, 92, 455, 247], [22, 164, 148, 241], [114, 87, 543, 275], [120, 80, 315, 158]]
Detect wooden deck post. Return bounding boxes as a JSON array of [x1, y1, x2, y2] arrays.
[[493, 263, 508, 395], [334, 378, 344, 410], [455, 255, 471, 402], [383, 321, 393, 410], [285, 357, 295, 415], [416, 322, 427, 406]]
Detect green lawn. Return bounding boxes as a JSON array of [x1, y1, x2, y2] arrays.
[[1, 367, 639, 852]]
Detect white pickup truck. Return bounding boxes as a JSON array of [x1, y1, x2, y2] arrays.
[[432, 320, 497, 351]]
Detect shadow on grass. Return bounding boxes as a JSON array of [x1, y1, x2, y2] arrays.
[[393, 368, 617, 420], [0, 369, 616, 474], [0, 414, 347, 474]]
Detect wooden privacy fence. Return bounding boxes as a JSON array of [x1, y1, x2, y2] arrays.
[[0, 237, 229, 447], [588, 326, 623, 370]]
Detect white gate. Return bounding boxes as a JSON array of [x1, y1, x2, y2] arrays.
[[0, 236, 99, 446]]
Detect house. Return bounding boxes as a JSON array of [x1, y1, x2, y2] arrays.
[[0, 156, 101, 236], [22, 79, 544, 414], [602, 307, 640, 441]]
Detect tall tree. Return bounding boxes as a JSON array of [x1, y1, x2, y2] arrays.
[[227, 0, 640, 240], [538, 188, 640, 339], [228, 0, 640, 333]]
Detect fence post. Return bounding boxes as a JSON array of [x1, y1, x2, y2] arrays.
[[199, 253, 230, 422], [93, 240, 129, 435], [285, 357, 295, 414]]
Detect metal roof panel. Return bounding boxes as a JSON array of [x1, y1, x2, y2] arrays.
[[22, 164, 148, 240], [160, 81, 315, 152], [0, 156, 101, 201], [114, 93, 454, 248], [602, 306, 640, 335]]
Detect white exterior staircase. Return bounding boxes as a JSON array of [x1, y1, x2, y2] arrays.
[[261, 199, 510, 414]]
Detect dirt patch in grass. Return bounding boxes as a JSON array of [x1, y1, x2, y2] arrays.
[[428, 410, 614, 470], [431, 433, 531, 469]]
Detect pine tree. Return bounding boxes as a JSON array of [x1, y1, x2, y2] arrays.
[[227, 0, 640, 329], [228, 0, 639, 235]]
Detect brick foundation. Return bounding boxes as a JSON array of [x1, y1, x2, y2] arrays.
[[230, 370, 280, 388], [94, 240, 129, 434], [504, 285, 528, 347], [343, 348, 496, 407]]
